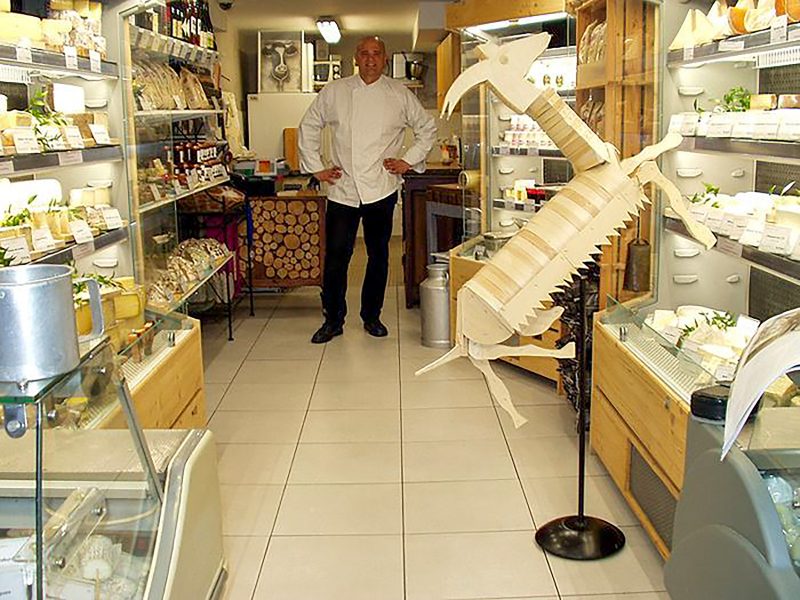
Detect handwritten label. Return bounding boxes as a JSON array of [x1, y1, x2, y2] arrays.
[[668, 114, 683, 134], [717, 236, 743, 258], [523, 200, 536, 213], [88, 124, 111, 145], [790, 27, 800, 42], [89, 50, 101, 74], [726, 214, 750, 240], [188, 46, 199, 62], [753, 118, 781, 140], [680, 113, 700, 136], [71, 239, 95, 260], [719, 39, 745, 52], [503, 199, 514, 210], [771, 15, 789, 44], [661, 326, 682, 346], [150, 33, 162, 52], [69, 219, 94, 244], [148, 183, 162, 203], [739, 221, 765, 247], [58, 150, 83, 166], [715, 363, 736, 382], [705, 208, 727, 233], [706, 116, 734, 138], [172, 179, 183, 195], [498, 146, 510, 156], [683, 46, 695, 61], [15, 45, 32, 64], [0, 161, 13, 176], [64, 46, 78, 69], [759, 223, 794, 255], [100, 207, 123, 230], [31, 227, 56, 252], [778, 119, 800, 141], [65, 125, 86, 151], [0, 236, 31, 264], [688, 204, 710, 223], [12, 129, 40, 154]]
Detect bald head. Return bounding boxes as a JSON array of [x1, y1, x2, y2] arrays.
[[355, 36, 387, 84]]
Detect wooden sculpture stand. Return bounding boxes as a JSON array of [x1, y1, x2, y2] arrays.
[[590, 315, 690, 559], [245, 195, 326, 289]]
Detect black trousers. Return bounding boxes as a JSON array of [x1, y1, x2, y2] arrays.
[[322, 192, 397, 325]]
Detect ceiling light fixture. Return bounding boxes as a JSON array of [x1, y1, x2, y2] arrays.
[[316, 18, 341, 44]]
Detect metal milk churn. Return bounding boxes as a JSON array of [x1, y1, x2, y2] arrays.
[[420, 263, 452, 349]]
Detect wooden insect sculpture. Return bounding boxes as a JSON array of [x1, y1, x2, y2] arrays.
[[416, 32, 716, 428]]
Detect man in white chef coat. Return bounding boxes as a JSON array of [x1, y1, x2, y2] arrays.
[[299, 36, 437, 343]]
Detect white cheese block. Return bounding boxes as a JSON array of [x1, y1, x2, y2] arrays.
[[0, 13, 43, 43]]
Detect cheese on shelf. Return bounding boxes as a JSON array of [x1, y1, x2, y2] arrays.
[[0, 12, 43, 44]]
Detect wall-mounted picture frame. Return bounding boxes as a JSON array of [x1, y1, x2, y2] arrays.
[[258, 31, 305, 93]]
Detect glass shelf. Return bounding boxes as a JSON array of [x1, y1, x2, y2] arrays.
[[600, 297, 717, 403], [678, 136, 800, 163], [0, 42, 118, 79], [146, 253, 233, 314], [33, 227, 129, 266], [0, 145, 123, 177], [134, 109, 224, 122]]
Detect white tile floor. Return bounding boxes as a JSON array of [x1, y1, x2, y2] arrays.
[[202, 274, 668, 600]]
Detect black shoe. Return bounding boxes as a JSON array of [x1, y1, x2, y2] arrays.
[[311, 322, 343, 344], [363, 319, 388, 337]]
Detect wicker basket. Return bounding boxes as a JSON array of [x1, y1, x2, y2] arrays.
[[178, 186, 245, 213]]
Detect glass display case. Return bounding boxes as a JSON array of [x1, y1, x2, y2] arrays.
[[118, 3, 233, 318], [456, 14, 577, 261], [0, 338, 224, 599]]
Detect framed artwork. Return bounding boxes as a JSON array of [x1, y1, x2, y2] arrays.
[[258, 31, 305, 93]]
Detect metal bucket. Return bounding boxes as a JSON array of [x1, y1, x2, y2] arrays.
[[0, 265, 104, 384], [420, 263, 452, 349]]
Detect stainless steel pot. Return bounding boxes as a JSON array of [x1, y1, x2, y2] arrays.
[[0, 265, 104, 384]]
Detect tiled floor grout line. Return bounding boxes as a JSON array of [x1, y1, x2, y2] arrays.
[[247, 301, 327, 600], [395, 286, 408, 600]]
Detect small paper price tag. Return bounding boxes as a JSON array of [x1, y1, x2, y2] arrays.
[[63, 126, 85, 149], [771, 15, 789, 44], [688, 204, 710, 223], [69, 219, 94, 244], [31, 227, 56, 252], [15, 44, 32, 63], [58, 150, 83, 166], [716, 236, 743, 258], [12, 129, 40, 154], [759, 224, 794, 254], [668, 114, 683, 134], [718, 39, 745, 52], [778, 119, 800, 141], [39, 126, 66, 151], [0, 237, 31, 265], [679, 113, 700, 136], [523, 201, 536, 213], [187, 171, 199, 190], [172, 179, 183, 194], [88, 124, 111, 145], [173, 94, 187, 110], [0, 160, 14, 176], [790, 27, 800, 42], [705, 208, 727, 233], [728, 214, 750, 241], [715, 364, 736, 382], [498, 146, 510, 156], [100, 207, 123, 230], [64, 46, 78, 69], [148, 183, 162, 203], [71, 239, 96, 260], [661, 326, 682, 346], [739, 220, 765, 247], [189, 46, 199, 62], [706, 116, 734, 138], [683, 46, 695, 61], [502, 199, 514, 210], [89, 50, 101, 74]]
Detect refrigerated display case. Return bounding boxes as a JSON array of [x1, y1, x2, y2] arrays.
[[0, 339, 225, 600]]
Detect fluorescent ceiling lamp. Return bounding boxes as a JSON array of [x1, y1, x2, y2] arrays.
[[316, 18, 341, 44], [466, 11, 568, 36]]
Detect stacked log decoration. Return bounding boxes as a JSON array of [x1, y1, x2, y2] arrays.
[[241, 196, 326, 288]]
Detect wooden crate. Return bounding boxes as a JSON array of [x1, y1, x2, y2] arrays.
[[245, 195, 326, 288]]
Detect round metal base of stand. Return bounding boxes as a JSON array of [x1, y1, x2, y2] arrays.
[[535, 515, 626, 560]]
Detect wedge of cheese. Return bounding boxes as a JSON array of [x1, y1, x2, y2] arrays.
[[669, 9, 716, 51]]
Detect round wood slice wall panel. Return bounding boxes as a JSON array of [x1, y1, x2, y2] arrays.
[[242, 196, 326, 289]]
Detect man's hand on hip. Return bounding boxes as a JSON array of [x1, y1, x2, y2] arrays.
[[383, 158, 411, 175], [315, 166, 343, 184]]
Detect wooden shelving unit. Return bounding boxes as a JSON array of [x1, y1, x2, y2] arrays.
[[574, 0, 659, 307]]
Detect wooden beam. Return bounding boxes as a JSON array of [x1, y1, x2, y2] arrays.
[[446, 0, 566, 30]]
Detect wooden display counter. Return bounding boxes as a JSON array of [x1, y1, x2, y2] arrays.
[[590, 314, 690, 559], [448, 239, 562, 384], [99, 317, 207, 430]]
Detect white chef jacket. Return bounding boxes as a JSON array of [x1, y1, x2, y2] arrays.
[[298, 74, 438, 207]]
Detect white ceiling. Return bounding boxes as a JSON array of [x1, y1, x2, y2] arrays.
[[223, 0, 449, 38]]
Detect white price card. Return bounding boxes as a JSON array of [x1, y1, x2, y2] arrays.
[[0, 160, 13, 176], [726, 214, 750, 241], [39, 126, 66, 151], [100, 207, 123, 230], [778, 119, 800, 141], [89, 50, 101, 74], [790, 27, 800, 42], [58, 150, 83, 166], [187, 171, 199, 190], [759, 224, 795, 255], [523, 201, 536, 213], [150, 34, 162, 52], [172, 94, 187, 110], [71, 239, 95, 260], [679, 113, 700, 137], [739, 220, 765, 247], [668, 114, 683, 134], [661, 326, 682, 346], [753, 117, 781, 140], [172, 179, 183, 194], [771, 15, 789, 44], [0, 237, 31, 265], [503, 199, 515, 210], [706, 116, 734, 138], [688, 203, 709, 223], [31, 227, 56, 252], [683, 46, 694, 61], [64, 45, 78, 70], [705, 208, 727, 233], [15, 44, 32, 63], [69, 219, 94, 244], [12, 129, 40, 154], [189, 46, 199, 62], [715, 363, 737, 382], [148, 183, 162, 203], [63, 126, 85, 149], [88, 124, 111, 145], [498, 146, 510, 155], [716, 236, 743, 258], [719, 39, 745, 52]]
